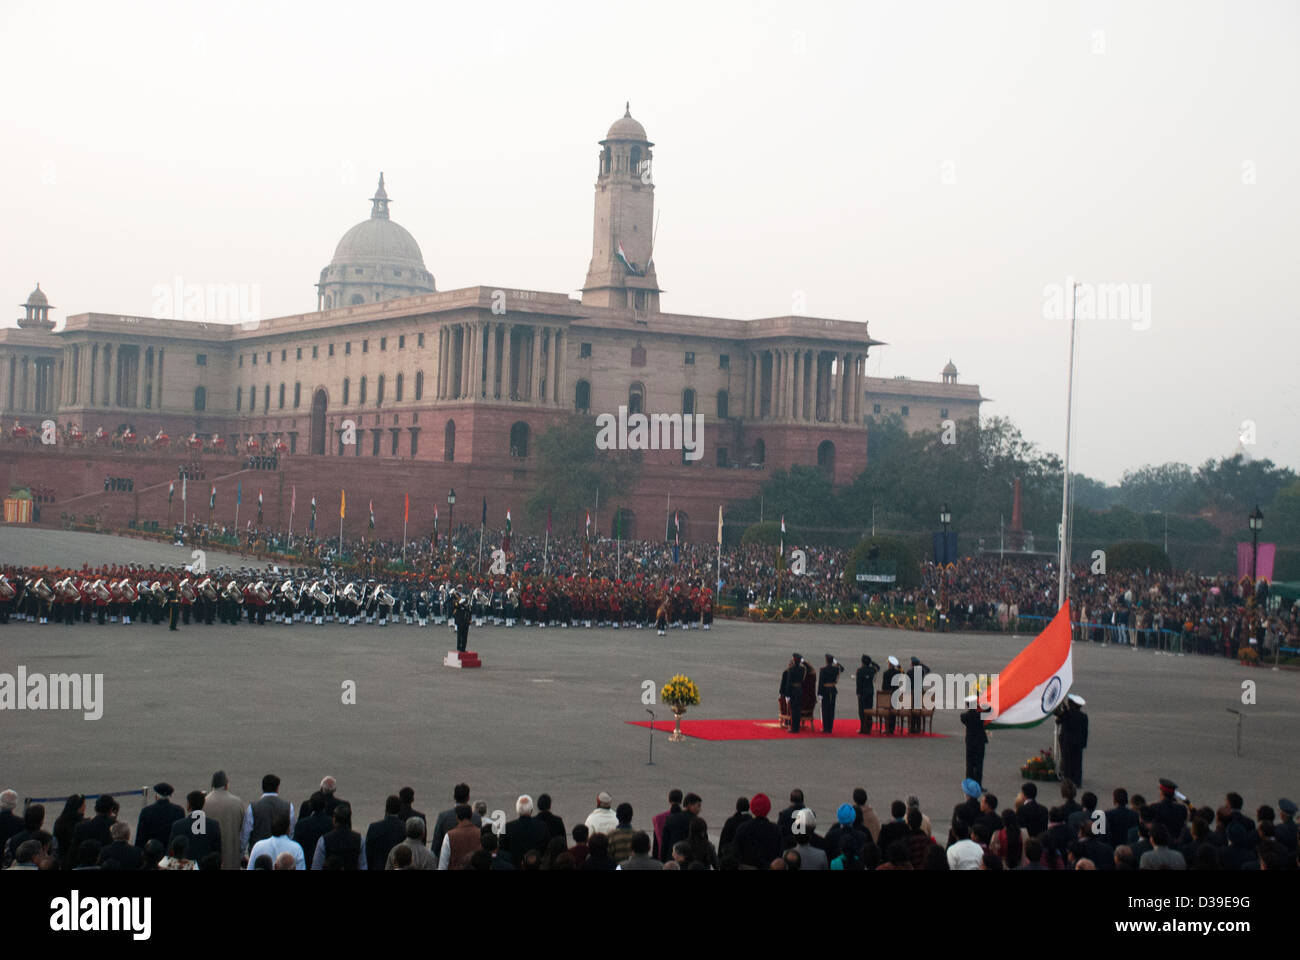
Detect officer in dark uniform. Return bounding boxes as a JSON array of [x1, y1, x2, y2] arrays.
[[1057, 694, 1088, 786], [908, 657, 932, 733], [135, 783, 186, 850], [880, 656, 901, 735], [166, 583, 181, 631], [781, 654, 805, 733], [817, 655, 844, 733], [453, 593, 472, 652], [856, 655, 879, 735], [1151, 778, 1188, 837], [961, 694, 990, 784]]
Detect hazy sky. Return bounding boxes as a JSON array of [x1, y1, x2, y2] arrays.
[[3, 0, 1296, 483]]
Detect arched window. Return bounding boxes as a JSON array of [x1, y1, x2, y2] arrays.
[[630, 146, 641, 177], [415, 370, 424, 400], [682, 389, 696, 415], [396, 373, 404, 402], [716, 389, 729, 419], [574, 379, 591, 413], [510, 421, 530, 458], [236, 385, 242, 411], [673, 510, 691, 542], [360, 376, 368, 405], [194, 386, 206, 411], [628, 381, 645, 416], [263, 384, 270, 411], [612, 508, 636, 540], [444, 419, 456, 462], [249, 385, 256, 412], [753, 438, 765, 465], [342, 378, 350, 405], [278, 383, 286, 409], [350, 294, 365, 305], [817, 440, 836, 476], [376, 375, 385, 406], [294, 382, 301, 408]]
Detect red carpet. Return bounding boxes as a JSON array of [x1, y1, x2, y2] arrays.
[[626, 718, 950, 741]]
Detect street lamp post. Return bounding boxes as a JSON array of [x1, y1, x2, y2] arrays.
[[447, 489, 457, 566], [938, 503, 953, 633], [939, 504, 952, 565], [1248, 506, 1263, 645]]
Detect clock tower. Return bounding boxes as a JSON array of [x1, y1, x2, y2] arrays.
[[581, 104, 661, 314]]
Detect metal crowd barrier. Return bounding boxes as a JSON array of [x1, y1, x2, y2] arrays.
[[1014, 614, 1186, 653]]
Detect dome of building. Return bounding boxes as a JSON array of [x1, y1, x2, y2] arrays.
[[942, 359, 958, 377], [317, 174, 436, 310], [605, 103, 648, 141], [25, 283, 48, 307]]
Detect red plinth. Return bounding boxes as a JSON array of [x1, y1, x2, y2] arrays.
[[443, 650, 481, 669]]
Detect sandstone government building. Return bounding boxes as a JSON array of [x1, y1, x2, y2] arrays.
[[0, 107, 983, 540]]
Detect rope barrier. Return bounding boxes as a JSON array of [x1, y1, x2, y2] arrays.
[[24, 786, 148, 808]]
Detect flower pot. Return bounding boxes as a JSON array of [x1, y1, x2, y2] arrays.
[[669, 704, 687, 742]]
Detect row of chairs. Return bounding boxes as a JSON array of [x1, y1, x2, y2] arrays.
[[777, 690, 936, 733]]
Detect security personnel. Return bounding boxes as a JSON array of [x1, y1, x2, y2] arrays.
[[1057, 694, 1088, 786], [856, 655, 879, 735], [961, 695, 990, 785], [880, 656, 901, 735], [817, 655, 844, 733], [781, 654, 806, 733]]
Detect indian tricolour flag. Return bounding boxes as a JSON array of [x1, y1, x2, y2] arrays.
[[616, 242, 636, 274], [983, 602, 1073, 728]]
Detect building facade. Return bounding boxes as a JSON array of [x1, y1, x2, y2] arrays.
[[0, 108, 982, 537]]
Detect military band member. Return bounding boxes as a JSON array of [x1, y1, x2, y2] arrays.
[[453, 595, 472, 652], [167, 585, 181, 631], [908, 656, 931, 733], [817, 655, 844, 733]]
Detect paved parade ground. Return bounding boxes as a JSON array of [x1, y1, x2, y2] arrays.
[[3, 528, 1297, 840]]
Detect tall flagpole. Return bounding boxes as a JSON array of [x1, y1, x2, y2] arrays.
[[1057, 280, 1079, 612], [665, 490, 671, 541]]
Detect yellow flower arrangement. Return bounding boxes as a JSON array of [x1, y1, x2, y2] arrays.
[[661, 674, 701, 707]]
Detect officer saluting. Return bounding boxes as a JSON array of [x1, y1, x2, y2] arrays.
[[1056, 693, 1088, 786], [961, 694, 990, 785], [452, 592, 472, 652], [817, 655, 844, 733], [856, 655, 879, 735]]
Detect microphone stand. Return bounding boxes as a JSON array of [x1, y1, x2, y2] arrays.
[[646, 708, 656, 765]]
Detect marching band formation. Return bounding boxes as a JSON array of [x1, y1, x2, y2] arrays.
[[0, 567, 717, 633]]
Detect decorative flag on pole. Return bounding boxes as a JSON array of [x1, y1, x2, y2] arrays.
[[168, 481, 175, 504], [503, 509, 512, 552], [982, 602, 1074, 728], [209, 484, 216, 511], [369, 498, 375, 530], [310, 496, 317, 532], [236, 481, 242, 506], [780, 515, 786, 557], [256, 489, 264, 526], [674, 510, 680, 543], [481, 496, 487, 527], [717, 504, 723, 545], [585, 510, 591, 538], [181, 476, 187, 504], [339, 489, 345, 519], [404, 493, 410, 525], [433, 504, 439, 548], [291, 485, 296, 519]]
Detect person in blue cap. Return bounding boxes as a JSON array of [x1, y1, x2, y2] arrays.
[[823, 802, 866, 861]]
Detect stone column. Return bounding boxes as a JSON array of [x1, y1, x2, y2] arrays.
[[156, 347, 165, 411], [529, 326, 543, 403], [551, 329, 563, 404], [747, 354, 756, 418], [791, 349, 802, 422], [436, 328, 445, 399], [854, 353, 863, 423], [134, 350, 145, 409], [502, 324, 514, 401], [785, 349, 796, 421], [485, 321, 498, 399], [458, 324, 470, 399]]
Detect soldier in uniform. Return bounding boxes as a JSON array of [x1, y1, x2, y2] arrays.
[[453, 593, 472, 652], [817, 655, 844, 733], [167, 582, 181, 631], [880, 656, 901, 735], [908, 656, 932, 733], [961, 694, 990, 785], [1151, 778, 1188, 838], [856, 655, 879, 735], [781, 654, 806, 733]]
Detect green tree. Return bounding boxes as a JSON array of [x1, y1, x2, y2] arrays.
[[525, 415, 639, 533]]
